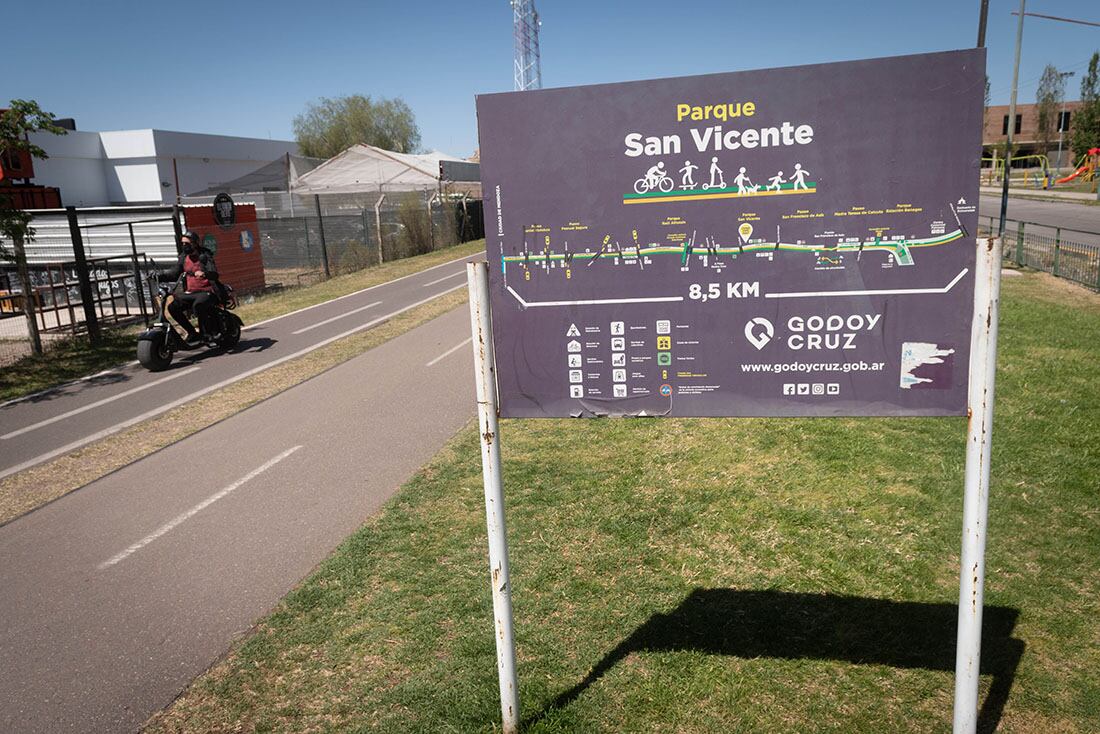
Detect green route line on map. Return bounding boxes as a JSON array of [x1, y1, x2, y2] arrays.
[[502, 228, 965, 275]]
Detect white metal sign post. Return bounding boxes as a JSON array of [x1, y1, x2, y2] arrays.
[[953, 236, 1004, 733], [468, 239, 1003, 733], [467, 261, 520, 734]]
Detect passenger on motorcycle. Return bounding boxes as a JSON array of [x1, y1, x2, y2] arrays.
[[160, 231, 220, 346]]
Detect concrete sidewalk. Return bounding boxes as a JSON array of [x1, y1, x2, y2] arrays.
[[0, 305, 476, 733], [979, 185, 1097, 204]]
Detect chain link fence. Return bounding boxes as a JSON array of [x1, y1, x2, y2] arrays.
[[1, 215, 162, 367], [977, 216, 1100, 291], [180, 191, 483, 288], [0, 191, 483, 367]]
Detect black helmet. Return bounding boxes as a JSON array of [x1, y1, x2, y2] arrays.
[[181, 230, 200, 250]]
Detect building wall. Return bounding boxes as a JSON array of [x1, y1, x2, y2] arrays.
[[26, 129, 112, 207], [26, 128, 298, 207], [983, 101, 1085, 167]]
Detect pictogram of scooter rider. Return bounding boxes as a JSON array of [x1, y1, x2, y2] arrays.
[[160, 230, 220, 346]]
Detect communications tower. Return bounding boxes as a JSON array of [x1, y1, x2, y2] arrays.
[[511, 0, 542, 91]]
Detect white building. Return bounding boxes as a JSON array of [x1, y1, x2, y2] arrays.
[[27, 127, 298, 207]]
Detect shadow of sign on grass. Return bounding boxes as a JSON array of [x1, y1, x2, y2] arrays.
[[534, 589, 1023, 733]]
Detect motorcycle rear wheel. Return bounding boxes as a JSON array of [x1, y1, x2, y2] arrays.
[[137, 338, 173, 371]]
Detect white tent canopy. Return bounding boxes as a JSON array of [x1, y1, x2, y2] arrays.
[[291, 144, 468, 194]]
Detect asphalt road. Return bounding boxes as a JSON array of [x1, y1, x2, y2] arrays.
[[0, 305, 477, 733], [0, 252, 476, 480], [978, 195, 1100, 246]]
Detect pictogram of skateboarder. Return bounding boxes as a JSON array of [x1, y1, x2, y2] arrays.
[[679, 160, 699, 189]]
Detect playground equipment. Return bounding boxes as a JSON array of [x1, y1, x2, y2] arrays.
[[1055, 148, 1099, 185], [981, 154, 1052, 188]]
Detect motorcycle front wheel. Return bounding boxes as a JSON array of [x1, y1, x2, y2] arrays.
[[137, 336, 173, 371]]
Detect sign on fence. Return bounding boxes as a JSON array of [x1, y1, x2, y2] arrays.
[[476, 49, 985, 418]]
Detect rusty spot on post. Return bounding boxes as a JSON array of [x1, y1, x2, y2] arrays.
[[483, 429, 495, 446]]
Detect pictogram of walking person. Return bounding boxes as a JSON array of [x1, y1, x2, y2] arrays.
[[733, 166, 755, 195], [679, 160, 699, 189], [790, 163, 811, 190], [767, 171, 786, 191], [704, 156, 726, 190]]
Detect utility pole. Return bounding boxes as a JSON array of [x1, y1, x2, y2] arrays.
[[1055, 71, 1075, 173], [976, 0, 989, 47], [998, 0, 1026, 236]]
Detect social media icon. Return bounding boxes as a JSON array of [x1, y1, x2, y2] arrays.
[[827, 383, 840, 395], [812, 383, 825, 395], [783, 383, 796, 395], [656, 320, 671, 334], [570, 385, 584, 398], [796, 383, 810, 395]]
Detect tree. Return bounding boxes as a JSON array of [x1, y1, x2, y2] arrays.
[[1070, 52, 1100, 160], [293, 95, 421, 159], [0, 100, 66, 356], [1035, 64, 1064, 157]]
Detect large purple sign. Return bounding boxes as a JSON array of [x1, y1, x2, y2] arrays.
[[476, 49, 985, 418]]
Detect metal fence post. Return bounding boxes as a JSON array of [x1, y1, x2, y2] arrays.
[[66, 206, 101, 345], [426, 194, 437, 252], [128, 222, 149, 326], [953, 236, 1003, 734], [1052, 227, 1061, 278], [314, 194, 331, 278], [361, 209, 371, 266], [1015, 221, 1025, 265], [12, 232, 43, 356], [467, 261, 520, 734], [172, 205, 184, 255], [374, 194, 386, 265]]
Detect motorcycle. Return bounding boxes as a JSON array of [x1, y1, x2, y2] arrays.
[[137, 275, 243, 371]]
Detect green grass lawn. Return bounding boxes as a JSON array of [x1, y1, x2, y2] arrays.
[[0, 241, 483, 402], [149, 271, 1099, 734]]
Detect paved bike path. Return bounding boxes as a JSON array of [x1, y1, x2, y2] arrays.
[[0, 305, 477, 733], [0, 253, 475, 480]]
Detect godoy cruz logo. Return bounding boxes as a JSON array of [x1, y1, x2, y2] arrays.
[[745, 313, 883, 351], [744, 317, 774, 350]]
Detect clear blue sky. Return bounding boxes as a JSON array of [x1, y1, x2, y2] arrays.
[[8, 0, 1099, 157]]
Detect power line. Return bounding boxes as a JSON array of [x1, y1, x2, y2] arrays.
[[1010, 11, 1100, 29]]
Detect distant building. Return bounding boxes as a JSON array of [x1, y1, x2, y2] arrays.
[[982, 101, 1084, 167], [26, 123, 298, 207]]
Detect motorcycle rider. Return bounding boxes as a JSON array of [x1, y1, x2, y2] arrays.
[[160, 230, 220, 346]]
